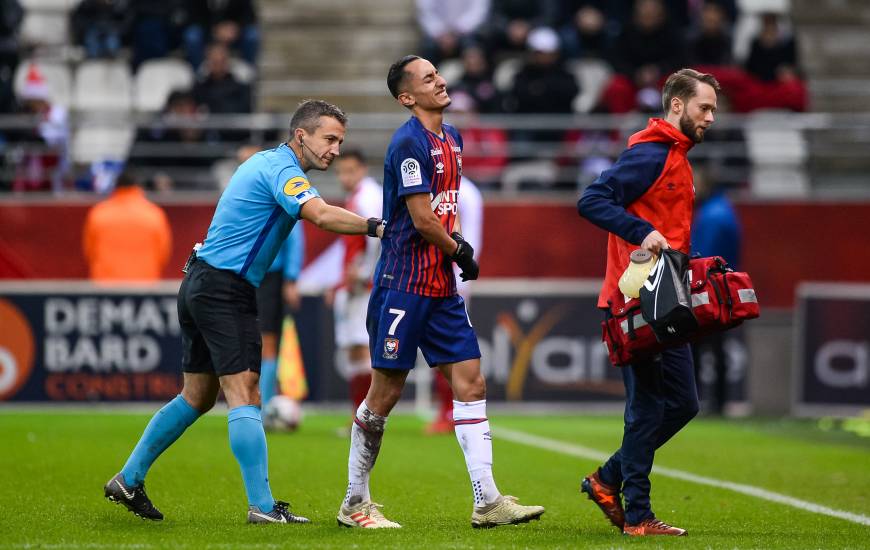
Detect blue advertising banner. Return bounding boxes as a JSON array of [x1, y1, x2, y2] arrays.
[[794, 283, 870, 415], [0, 284, 183, 402], [1, 281, 748, 404]]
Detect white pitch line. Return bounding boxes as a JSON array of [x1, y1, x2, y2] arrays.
[[496, 427, 870, 527]]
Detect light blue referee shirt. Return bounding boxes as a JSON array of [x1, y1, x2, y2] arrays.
[[267, 223, 305, 280], [196, 143, 319, 287]]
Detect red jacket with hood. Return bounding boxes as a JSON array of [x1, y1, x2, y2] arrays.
[[578, 118, 695, 308]]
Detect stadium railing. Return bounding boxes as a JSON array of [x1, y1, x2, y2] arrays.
[[2, 112, 870, 197]]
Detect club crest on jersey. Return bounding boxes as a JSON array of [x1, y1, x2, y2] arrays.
[[283, 176, 311, 196], [383, 338, 399, 359], [401, 158, 422, 187]]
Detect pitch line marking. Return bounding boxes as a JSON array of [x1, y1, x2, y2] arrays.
[[496, 427, 870, 527]]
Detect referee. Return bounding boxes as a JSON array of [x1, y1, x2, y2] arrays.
[[104, 100, 384, 524]]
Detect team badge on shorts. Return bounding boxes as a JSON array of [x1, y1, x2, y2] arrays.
[[383, 338, 400, 359]]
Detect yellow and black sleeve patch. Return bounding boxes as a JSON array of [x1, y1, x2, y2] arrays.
[[283, 176, 311, 196]]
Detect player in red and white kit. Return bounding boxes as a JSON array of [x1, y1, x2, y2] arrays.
[[334, 150, 383, 412], [427, 175, 483, 434]]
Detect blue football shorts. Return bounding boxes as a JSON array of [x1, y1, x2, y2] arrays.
[[367, 286, 481, 370]]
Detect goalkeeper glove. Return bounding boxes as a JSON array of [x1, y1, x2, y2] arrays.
[[450, 232, 479, 281]]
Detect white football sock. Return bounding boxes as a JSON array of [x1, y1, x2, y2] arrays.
[[453, 399, 501, 507], [344, 400, 386, 507]]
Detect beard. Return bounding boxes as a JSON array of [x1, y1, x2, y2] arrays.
[[679, 111, 705, 143]]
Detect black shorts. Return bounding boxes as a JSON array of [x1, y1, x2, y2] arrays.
[[255, 270, 284, 334], [178, 258, 262, 376]]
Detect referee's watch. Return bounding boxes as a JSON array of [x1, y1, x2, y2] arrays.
[[366, 217, 385, 238]]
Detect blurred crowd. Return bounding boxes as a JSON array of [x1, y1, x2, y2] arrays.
[[419, 0, 805, 190], [419, 0, 804, 115], [0, 0, 806, 193], [0, 0, 261, 193]]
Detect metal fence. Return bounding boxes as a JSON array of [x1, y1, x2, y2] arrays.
[[2, 111, 869, 198]]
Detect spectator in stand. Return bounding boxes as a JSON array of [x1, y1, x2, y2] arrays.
[[82, 169, 172, 282], [8, 64, 70, 192], [70, 0, 129, 59], [558, 1, 615, 60], [688, 1, 733, 66], [610, 0, 684, 77], [416, 0, 490, 65], [128, 1, 185, 71], [510, 27, 579, 115], [0, 0, 23, 113], [691, 10, 806, 112], [193, 42, 252, 113], [446, 90, 508, 188], [127, 90, 224, 191], [508, 27, 579, 148], [478, 0, 559, 58], [427, 175, 483, 434], [182, 0, 259, 70], [601, 0, 685, 113], [332, 150, 382, 417], [452, 45, 503, 114], [745, 11, 798, 82]]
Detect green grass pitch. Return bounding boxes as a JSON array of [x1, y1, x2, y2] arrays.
[[0, 410, 868, 549]]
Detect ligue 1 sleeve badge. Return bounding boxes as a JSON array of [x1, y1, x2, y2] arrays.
[[383, 338, 399, 359]]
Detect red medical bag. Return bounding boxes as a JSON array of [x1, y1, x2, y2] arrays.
[[601, 256, 759, 367]]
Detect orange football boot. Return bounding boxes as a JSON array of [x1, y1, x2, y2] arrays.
[[623, 517, 687, 536], [580, 469, 625, 530]]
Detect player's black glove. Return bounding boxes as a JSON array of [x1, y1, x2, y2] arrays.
[[450, 232, 479, 281], [366, 217, 385, 238]]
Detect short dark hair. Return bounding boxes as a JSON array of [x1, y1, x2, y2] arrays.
[[338, 148, 366, 164], [165, 90, 195, 110], [661, 68, 720, 113], [289, 99, 347, 136], [387, 55, 421, 99], [115, 169, 138, 188]]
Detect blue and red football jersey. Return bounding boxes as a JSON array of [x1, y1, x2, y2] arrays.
[[375, 116, 463, 297]]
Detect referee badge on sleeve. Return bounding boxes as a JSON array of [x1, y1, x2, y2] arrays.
[[400, 158, 422, 187], [383, 338, 399, 359], [283, 176, 311, 196]]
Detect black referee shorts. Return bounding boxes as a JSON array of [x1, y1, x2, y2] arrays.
[[178, 258, 262, 376], [255, 270, 284, 335]]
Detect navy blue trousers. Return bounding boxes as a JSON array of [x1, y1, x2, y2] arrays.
[[598, 344, 699, 525]]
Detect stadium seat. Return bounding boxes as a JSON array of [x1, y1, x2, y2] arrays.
[[230, 58, 257, 84], [500, 160, 559, 192], [745, 111, 809, 197], [18, 0, 76, 8], [437, 59, 464, 87], [493, 58, 523, 92], [567, 58, 612, 113], [73, 60, 133, 111], [71, 123, 135, 164], [19, 10, 69, 48], [196, 57, 257, 84], [13, 60, 73, 107], [134, 59, 195, 112]]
